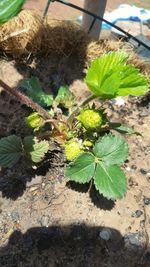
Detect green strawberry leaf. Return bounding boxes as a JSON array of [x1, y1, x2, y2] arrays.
[[55, 85, 75, 108], [113, 125, 141, 136], [117, 64, 148, 96], [65, 152, 95, 183], [94, 162, 127, 200], [23, 136, 49, 163], [108, 122, 121, 128], [85, 51, 128, 99], [0, 0, 26, 24], [25, 112, 44, 130], [20, 77, 53, 108], [0, 135, 22, 167], [85, 51, 148, 99], [93, 134, 128, 165]]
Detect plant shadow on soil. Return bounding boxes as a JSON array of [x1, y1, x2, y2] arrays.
[[15, 52, 86, 96], [0, 149, 64, 200], [0, 224, 149, 267], [0, 24, 115, 209], [13, 21, 90, 97], [0, 90, 64, 201], [67, 181, 115, 210], [0, 155, 115, 210]]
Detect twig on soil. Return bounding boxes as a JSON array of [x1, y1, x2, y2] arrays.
[[50, 162, 65, 167], [41, 188, 67, 210], [0, 79, 62, 134]]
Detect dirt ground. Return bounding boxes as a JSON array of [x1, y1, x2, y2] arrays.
[[0, 1, 150, 267], [0, 42, 150, 267], [24, 0, 150, 19], [24, 0, 150, 39]]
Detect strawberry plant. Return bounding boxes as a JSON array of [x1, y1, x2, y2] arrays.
[[0, 51, 148, 200], [0, 1, 149, 201]]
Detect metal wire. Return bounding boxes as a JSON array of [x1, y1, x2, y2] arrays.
[[43, 0, 53, 18], [44, 0, 150, 51], [88, 17, 97, 34]]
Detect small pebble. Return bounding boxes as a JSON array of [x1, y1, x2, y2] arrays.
[[76, 200, 82, 208], [99, 229, 111, 241], [140, 168, 147, 175], [139, 109, 149, 117], [11, 211, 20, 223], [144, 197, 150, 205], [124, 233, 141, 247], [113, 97, 125, 106], [0, 223, 5, 234], [32, 165, 37, 170], [40, 215, 50, 227], [140, 220, 145, 227], [131, 210, 143, 218], [42, 183, 45, 189], [29, 186, 38, 192], [131, 165, 137, 171], [126, 167, 131, 172]]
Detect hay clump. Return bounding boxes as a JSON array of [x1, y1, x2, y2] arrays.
[[127, 53, 150, 80], [0, 10, 91, 58], [42, 18, 90, 57], [85, 39, 150, 80], [0, 9, 149, 80], [0, 10, 43, 56]]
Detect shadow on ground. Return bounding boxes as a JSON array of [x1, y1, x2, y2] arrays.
[[0, 150, 64, 200], [67, 181, 115, 210], [0, 22, 91, 200], [12, 20, 91, 96], [0, 224, 149, 267]]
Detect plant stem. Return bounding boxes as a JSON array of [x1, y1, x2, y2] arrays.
[[80, 94, 97, 107], [88, 179, 93, 193], [0, 79, 61, 133], [67, 94, 97, 125]]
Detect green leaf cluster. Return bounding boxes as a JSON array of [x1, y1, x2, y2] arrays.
[[85, 51, 148, 99], [55, 86, 75, 108], [25, 112, 44, 130], [0, 0, 26, 24], [0, 135, 49, 167], [20, 77, 53, 108], [23, 136, 49, 163], [65, 134, 128, 200]]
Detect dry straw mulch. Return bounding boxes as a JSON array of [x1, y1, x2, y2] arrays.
[[0, 10, 149, 79]]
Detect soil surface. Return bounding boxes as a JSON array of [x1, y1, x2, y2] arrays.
[[0, 46, 150, 267], [0, 1, 150, 266], [24, 0, 150, 18]]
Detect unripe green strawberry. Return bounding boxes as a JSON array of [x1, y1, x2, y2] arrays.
[[83, 140, 93, 147], [25, 112, 44, 130], [77, 109, 102, 130], [64, 140, 83, 161]]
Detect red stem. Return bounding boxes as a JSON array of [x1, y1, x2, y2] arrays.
[[0, 79, 61, 133]]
